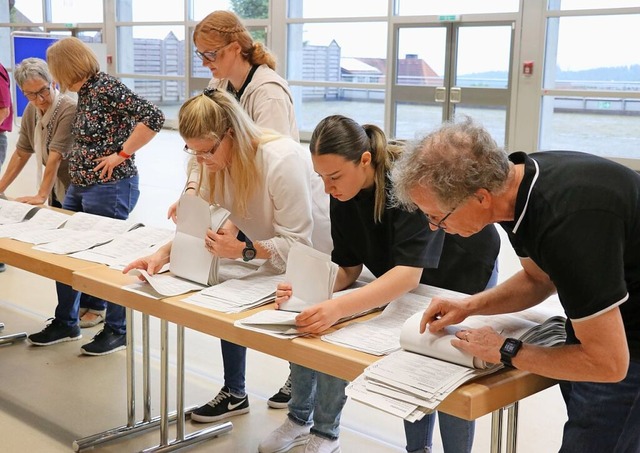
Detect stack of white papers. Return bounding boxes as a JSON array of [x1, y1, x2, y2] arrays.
[[0, 199, 39, 224], [70, 226, 174, 267], [0, 208, 70, 238], [346, 310, 566, 420], [13, 211, 143, 254], [322, 284, 464, 355], [233, 310, 304, 339], [183, 269, 281, 312]]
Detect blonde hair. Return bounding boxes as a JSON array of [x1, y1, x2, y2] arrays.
[[310, 115, 403, 223], [179, 89, 275, 217], [194, 10, 276, 70], [46, 37, 100, 91]]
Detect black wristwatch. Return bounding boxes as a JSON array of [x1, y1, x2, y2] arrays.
[[499, 338, 523, 368], [242, 238, 256, 262]]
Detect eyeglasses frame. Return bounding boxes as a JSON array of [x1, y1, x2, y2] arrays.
[[23, 83, 52, 101]]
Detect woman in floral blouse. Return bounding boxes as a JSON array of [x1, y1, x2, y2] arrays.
[[26, 37, 164, 356]]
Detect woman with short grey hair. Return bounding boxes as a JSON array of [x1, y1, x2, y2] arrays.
[[0, 57, 75, 207]]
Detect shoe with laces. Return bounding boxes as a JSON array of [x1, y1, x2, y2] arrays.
[[190, 386, 249, 423], [80, 325, 126, 356], [304, 434, 340, 453], [258, 418, 311, 453], [28, 318, 82, 346], [268, 375, 292, 409]]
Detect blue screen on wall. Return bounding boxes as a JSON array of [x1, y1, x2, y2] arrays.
[[12, 35, 60, 117]]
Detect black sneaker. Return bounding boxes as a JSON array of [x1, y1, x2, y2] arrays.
[[268, 375, 292, 409], [80, 325, 126, 356], [0, 263, 6, 272], [28, 318, 82, 346], [191, 386, 249, 423]]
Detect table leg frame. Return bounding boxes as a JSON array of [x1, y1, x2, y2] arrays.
[[490, 402, 519, 453], [73, 309, 233, 452]]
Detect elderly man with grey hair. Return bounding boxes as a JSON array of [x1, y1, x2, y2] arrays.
[[390, 116, 640, 453], [0, 57, 75, 207]]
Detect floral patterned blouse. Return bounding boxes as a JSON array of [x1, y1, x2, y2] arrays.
[[69, 71, 165, 186]]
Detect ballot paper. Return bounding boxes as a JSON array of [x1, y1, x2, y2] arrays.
[[169, 194, 230, 286]]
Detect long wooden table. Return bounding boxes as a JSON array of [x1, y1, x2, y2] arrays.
[[0, 235, 558, 452]]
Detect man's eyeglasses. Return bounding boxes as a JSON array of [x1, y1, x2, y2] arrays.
[[183, 136, 224, 159], [195, 43, 230, 63], [425, 207, 456, 230], [23, 84, 51, 101]]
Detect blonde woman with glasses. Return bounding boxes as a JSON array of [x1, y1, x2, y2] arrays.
[[124, 88, 331, 425]]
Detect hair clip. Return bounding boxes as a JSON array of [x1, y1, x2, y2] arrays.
[[203, 87, 218, 97]]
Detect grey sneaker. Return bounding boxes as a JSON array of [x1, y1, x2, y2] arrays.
[[28, 318, 82, 346], [268, 375, 292, 409], [259, 418, 311, 453], [304, 434, 340, 453], [191, 387, 249, 423]]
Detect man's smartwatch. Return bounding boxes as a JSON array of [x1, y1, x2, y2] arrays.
[[242, 238, 256, 262], [499, 338, 523, 368]]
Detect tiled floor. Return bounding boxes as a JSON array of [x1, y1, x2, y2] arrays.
[[0, 128, 567, 452]]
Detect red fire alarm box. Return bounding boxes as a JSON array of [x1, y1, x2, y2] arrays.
[[523, 61, 534, 76]]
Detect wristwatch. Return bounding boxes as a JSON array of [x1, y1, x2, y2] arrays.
[[242, 238, 256, 262], [499, 338, 523, 368]]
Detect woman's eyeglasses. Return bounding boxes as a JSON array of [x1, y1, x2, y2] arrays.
[[183, 136, 224, 159], [23, 84, 51, 101], [195, 43, 230, 63]]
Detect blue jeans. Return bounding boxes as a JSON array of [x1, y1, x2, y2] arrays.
[[404, 259, 499, 452], [220, 340, 247, 395], [0, 132, 7, 167], [288, 363, 348, 440], [54, 176, 140, 334], [559, 358, 640, 453]]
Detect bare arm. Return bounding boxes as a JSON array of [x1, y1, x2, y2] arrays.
[[0, 149, 32, 194], [452, 306, 629, 382], [16, 151, 63, 205], [0, 106, 9, 124]]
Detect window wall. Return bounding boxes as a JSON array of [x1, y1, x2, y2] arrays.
[[1, 0, 638, 166]]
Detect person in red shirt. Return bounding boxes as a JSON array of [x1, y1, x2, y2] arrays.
[[0, 61, 14, 273]]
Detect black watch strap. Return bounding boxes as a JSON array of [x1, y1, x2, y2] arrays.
[[499, 338, 523, 368], [242, 238, 256, 262]]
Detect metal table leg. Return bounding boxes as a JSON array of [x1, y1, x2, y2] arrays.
[[0, 322, 27, 346], [74, 310, 232, 452], [490, 402, 520, 453]]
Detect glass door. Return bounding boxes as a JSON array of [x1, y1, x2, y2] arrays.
[[390, 22, 514, 147]]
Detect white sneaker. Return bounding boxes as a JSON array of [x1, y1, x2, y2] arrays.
[[258, 418, 311, 453], [304, 434, 340, 453]]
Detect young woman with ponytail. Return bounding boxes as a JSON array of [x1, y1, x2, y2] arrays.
[[259, 115, 500, 453]]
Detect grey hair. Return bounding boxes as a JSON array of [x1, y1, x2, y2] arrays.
[[14, 57, 52, 88], [390, 116, 510, 211]]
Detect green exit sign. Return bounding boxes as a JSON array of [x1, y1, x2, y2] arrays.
[[438, 15, 460, 22]]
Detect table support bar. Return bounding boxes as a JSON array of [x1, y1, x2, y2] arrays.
[[140, 422, 233, 453]]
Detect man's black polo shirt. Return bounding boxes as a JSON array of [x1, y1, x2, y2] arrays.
[[500, 151, 640, 358]]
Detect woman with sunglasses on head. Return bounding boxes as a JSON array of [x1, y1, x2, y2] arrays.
[[259, 115, 499, 453], [124, 88, 331, 425], [0, 57, 74, 207], [167, 9, 305, 410]]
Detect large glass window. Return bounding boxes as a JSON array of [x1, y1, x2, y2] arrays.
[[288, 0, 387, 18], [540, 11, 640, 160], [117, 1, 184, 22], [396, 0, 517, 16], [50, 0, 103, 23]]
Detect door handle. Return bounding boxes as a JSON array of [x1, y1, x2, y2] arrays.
[[435, 87, 446, 103], [450, 87, 462, 103]]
